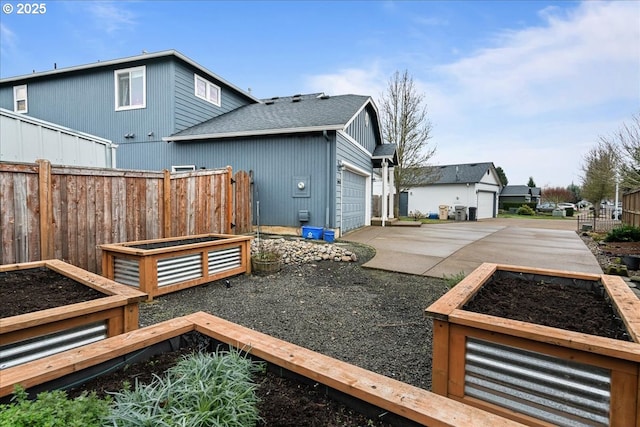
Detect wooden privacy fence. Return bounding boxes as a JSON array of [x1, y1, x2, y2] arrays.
[[1, 160, 253, 274], [622, 188, 640, 227]]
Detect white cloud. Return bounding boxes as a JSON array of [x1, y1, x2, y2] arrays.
[[304, 64, 387, 99], [0, 23, 17, 52], [437, 1, 640, 116], [86, 1, 137, 35]]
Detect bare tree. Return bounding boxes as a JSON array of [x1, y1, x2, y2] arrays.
[[379, 70, 436, 216], [581, 140, 619, 210], [603, 113, 640, 191]]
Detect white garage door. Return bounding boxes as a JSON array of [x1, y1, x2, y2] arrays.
[[477, 191, 496, 219], [342, 170, 366, 232]]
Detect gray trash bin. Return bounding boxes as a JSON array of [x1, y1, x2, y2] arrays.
[[455, 205, 467, 221]]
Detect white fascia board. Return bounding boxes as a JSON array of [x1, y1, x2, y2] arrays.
[[340, 160, 371, 177], [164, 125, 344, 142], [343, 97, 372, 129], [343, 97, 384, 145]]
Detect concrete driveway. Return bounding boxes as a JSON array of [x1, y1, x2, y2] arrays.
[[341, 218, 603, 278]]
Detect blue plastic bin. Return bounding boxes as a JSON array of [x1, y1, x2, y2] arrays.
[[302, 226, 323, 240], [323, 230, 335, 243]]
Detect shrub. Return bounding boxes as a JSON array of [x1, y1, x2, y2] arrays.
[[604, 225, 640, 242], [0, 385, 110, 427], [516, 205, 535, 216], [443, 271, 466, 288], [105, 349, 265, 427]]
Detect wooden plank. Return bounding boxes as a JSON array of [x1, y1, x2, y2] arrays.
[[602, 274, 640, 342], [37, 159, 54, 260], [26, 172, 40, 262], [1, 296, 128, 334], [85, 175, 97, 272], [0, 316, 195, 397], [609, 368, 639, 426], [66, 174, 78, 265], [12, 172, 29, 262], [0, 170, 16, 264], [430, 319, 450, 396], [163, 169, 171, 238], [450, 309, 640, 363], [77, 174, 88, 270], [187, 312, 525, 427], [426, 263, 498, 319]]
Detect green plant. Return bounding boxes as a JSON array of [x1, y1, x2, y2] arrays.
[[443, 271, 466, 288], [105, 349, 265, 427], [604, 225, 640, 242], [0, 385, 110, 427], [516, 204, 535, 216]]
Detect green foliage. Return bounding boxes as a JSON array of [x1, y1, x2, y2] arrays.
[[0, 385, 110, 427], [527, 176, 536, 187], [495, 166, 508, 186], [516, 205, 535, 216], [105, 349, 265, 427], [564, 207, 574, 217], [501, 202, 537, 211], [604, 225, 640, 242], [443, 271, 466, 288]]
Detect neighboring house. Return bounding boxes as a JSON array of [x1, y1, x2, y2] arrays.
[[401, 162, 502, 220], [498, 185, 541, 209], [0, 50, 396, 235], [0, 108, 117, 167]]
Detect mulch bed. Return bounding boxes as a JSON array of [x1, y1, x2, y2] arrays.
[[0, 268, 105, 318], [65, 346, 392, 427], [463, 275, 631, 341]]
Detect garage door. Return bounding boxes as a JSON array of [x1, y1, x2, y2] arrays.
[[477, 191, 496, 219], [342, 170, 366, 232]]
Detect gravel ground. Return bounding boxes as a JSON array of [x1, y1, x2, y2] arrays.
[[139, 238, 450, 391]]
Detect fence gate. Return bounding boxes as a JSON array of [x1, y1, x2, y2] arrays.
[[233, 170, 253, 234]]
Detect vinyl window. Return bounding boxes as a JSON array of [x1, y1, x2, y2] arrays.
[[14, 85, 27, 113], [115, 66, 146, 110], [194, 74, 221, 106]]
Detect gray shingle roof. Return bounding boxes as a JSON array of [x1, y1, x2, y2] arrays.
[[501, 185, 534, 196], [167, 94, 373, 140], [412, 162, 496, 185]]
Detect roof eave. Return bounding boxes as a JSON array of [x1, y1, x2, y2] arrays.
[[164, 124, 344, 142]]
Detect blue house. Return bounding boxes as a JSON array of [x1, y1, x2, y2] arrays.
[[0, 50, 396, 235]]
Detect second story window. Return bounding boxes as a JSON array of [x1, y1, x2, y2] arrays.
[[115, 66, 146, 111], [14, 85, 27, 113], [194, 74, 221, 106]]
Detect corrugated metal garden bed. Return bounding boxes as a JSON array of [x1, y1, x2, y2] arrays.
[[0, 260, 146, 370], [426, 263, 640, 427], [100, 233, 252, 300], [0, 312, 525, 426]]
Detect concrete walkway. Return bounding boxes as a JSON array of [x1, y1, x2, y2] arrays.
[[342, 218, 603, 278]]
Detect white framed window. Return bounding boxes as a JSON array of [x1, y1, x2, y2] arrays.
[[194, 74, 221, 106], [114, 66, 146, 111], [13, 85, 28, 113], [171, 165, 196, 173]]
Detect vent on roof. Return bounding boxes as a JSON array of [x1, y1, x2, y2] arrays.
[[320, 94, 330, 100], [271, 97, 279, 100], [292, 95, 302, 103], [265, 100, 274, 105]]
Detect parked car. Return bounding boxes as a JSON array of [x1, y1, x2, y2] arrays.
[[536, 203, 556, 213], [557, 203, 576, 211]]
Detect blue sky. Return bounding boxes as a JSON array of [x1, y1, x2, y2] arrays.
[[1, 1, 638, 188]]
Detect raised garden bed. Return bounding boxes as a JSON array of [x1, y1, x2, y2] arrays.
[[0, 260, 146, 370], [100, 233, 252, 300], [426, 263, 640, 427], [0, 311, 525, 426]]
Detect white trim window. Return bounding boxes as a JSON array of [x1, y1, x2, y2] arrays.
[[114, 66, 146, 111], [194, 74, 221, 106], [13, 85, 28, 113]]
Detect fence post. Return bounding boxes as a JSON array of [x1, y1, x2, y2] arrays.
[[36, 159, 54, 260], [226, 166, 233, 234], [163, 169, 171, 238]]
